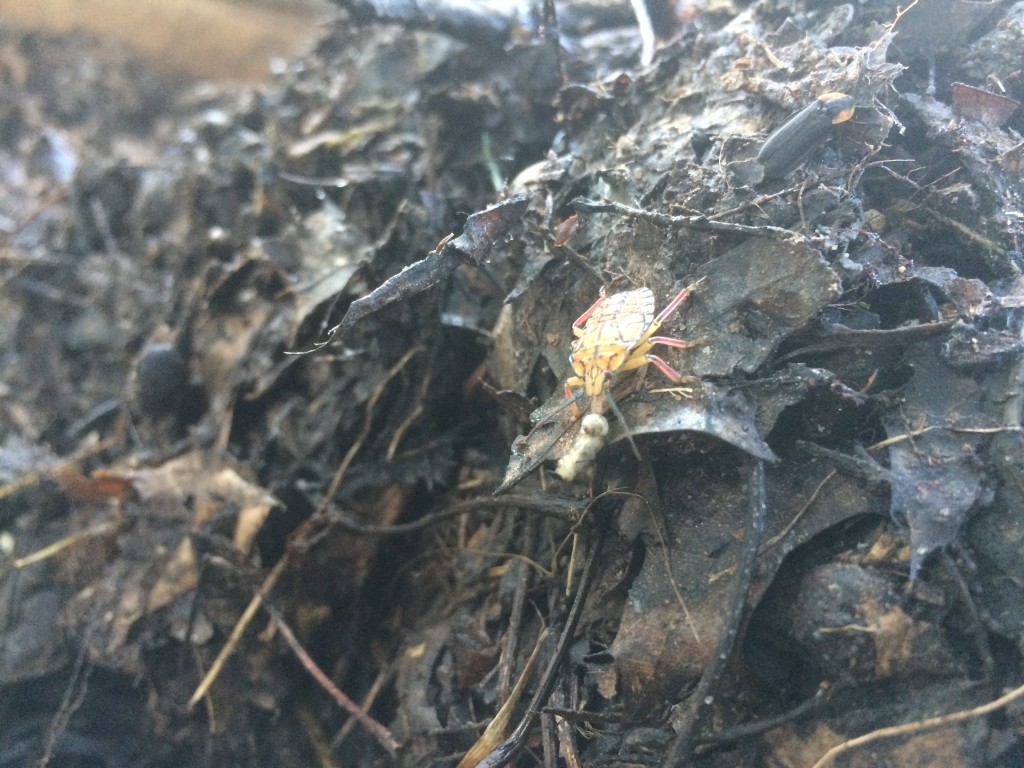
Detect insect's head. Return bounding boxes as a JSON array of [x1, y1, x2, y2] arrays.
[[584, 365, 607, 397]]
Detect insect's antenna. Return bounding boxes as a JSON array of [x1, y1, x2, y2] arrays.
[[562, 390, 584, 411], [535, 389, 584, 427], [604, 391, 641, 460]]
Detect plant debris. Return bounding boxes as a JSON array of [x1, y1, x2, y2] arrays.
[[2, 0, 1024, 766]]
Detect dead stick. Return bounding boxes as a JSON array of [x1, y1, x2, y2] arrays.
[[573, 198, 804, 240], [266, 605, 401, 756], [476, 519, 606, 768], [810, 679, 1024, 768], [662, 459, 767, 767], [187, 555, 288, 709]]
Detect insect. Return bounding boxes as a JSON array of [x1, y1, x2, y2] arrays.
[[757, 92, 855, 179], [564, 280, 704, 418]]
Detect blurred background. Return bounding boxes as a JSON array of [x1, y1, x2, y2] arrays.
[[0, 0, 329, 81]]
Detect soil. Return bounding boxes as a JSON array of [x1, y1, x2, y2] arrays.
[[2, 1, 1024, 767]]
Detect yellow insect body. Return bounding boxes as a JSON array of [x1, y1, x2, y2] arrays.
[[565, 282, 702, 415], [571, 289, 655, 398]]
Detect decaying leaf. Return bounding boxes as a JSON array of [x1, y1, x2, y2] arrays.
[[885, 338, 1018, 576]]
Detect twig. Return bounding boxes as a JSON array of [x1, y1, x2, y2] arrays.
[[333, 665, 392, 749], [809, 678, 1024, 768], [628, 0, 656, 66], [385, 370, 429, 460], [774, 320, 955, 364], [868, 424, 1022, 451], [12, 520, 125, 569], [573, 198, 805, 241], [187, 556, 289, 709], [457, 627, 549, 768], [39, 642, 93, 768], [695, 685, 831, 746], [295, 704, 341, 768], [326, 493, 585, 536], [759, 469, 837, 552], [641, 489, 700, 644], [497, 515, 537, 704], [539, 707, 622, 726], [320, 346, 420, 510], [706, 187, 794, 220], [476, 518, 607, 768], [939, 552, 995, 679], [266, 604, 401, 756], [662, 459, 768, 767]]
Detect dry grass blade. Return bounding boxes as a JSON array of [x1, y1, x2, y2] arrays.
[[457, 627, 549, 768], [186, 556, 288, 709]]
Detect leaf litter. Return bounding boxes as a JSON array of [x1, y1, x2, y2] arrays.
[[2, 1, 1024, 766]]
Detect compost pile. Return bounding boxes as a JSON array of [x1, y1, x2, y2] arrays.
[[2, 1, 1024, 766]]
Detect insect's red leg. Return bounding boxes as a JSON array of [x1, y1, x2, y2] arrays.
[[565, 382, 583, 418], [645, 355, 703, 385], [652, 277, 705, 324], [638, 278, 705, 346], [648, 335, 704, 349], [653, 286, 691, 324], [572, 296, 607, 332], [645, 354, 684, 382]]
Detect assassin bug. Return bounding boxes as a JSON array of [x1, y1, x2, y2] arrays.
[[564, 279, 705, 419]]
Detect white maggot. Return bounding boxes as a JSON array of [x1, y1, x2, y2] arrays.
[[555, 414, 610, 482]]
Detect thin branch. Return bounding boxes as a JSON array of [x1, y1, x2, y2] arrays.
[[326, 494, 585, 536], [266, 605, 401, 756], [476, 520, 607, 768], [187, 556, 289, 709], [573, 198, 805, 241], [663, 459, 768, 767], [320, 346, 420, 510], [810, 679, 1024, 768]]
